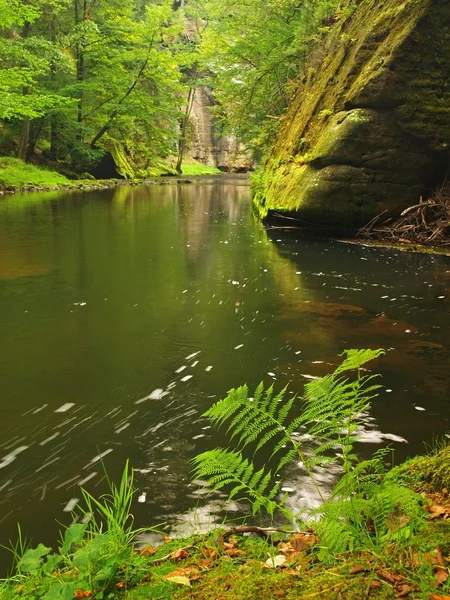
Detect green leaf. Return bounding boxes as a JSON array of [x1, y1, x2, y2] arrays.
[[60, 523, 86, 555], [43, 553, 62, 574], [41, 582, 77, 600], [19, 544, 51, 573], [73, 534, 109, 568]]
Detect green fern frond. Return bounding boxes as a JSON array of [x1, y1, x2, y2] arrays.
[[191, 448, 282, 517], [335, 348, 386, 374], [194, 348, 386, 527], [202, 383, 296, 460]]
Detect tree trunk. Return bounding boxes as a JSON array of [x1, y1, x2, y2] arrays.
[[17, 21, 31, 160], [176, 85, 195, 175], [75, 0, 86, 142]]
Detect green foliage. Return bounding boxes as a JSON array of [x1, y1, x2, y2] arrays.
[[1, 461, 158, 599], [194, 348, 385, 513], [193, 448, 282, 517], [195, 0, 342, 152], [193, 349, 430, 559]]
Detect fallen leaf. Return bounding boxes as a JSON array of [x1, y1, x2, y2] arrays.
[[196, 558, 214, 571], [225, 547, 246, 557], [350, 565, 368, 575], [164, 566, 201, 582], [370, 580, 382, 589], [115, 582, 127, 590], [425, 505, 448, 520], [164, 575, 191, 587], [396, 584, 416, 597], [266, 555, 287, 568], [163, 535, 172, 543], [434, 567, 449, 587], [223, 542, 235, 550], [201, 546, 217, 559], [289, 532, 318, 551], [170, 548, 189, 561], [376, 568, 403, 584], [283, 568, 302, 576], [139, 545, 157, 557], [278, 542, 294, 556], [429, 596, 450, 600]]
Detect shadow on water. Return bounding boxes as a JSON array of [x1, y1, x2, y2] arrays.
[[0, 176, 449, 571]]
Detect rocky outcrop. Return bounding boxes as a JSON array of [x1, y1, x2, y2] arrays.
[[188, 87, 252, 171], [256, 0, 450, 230]]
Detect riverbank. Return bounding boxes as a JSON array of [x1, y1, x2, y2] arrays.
[[0, 157, 222, 194], [1, 446, 449, 600]]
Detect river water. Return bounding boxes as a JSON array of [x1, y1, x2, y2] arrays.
[[0, 175, 449, 568]]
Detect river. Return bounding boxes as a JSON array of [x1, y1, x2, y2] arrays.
[[0, 175, 449, 569]]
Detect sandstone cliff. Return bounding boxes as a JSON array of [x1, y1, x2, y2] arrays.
[[187, 87, 252, 172], [255, 0, 450, 229]]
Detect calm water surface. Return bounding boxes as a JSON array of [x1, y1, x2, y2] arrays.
[[1, 175, 450, 568]]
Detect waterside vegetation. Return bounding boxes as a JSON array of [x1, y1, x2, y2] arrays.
[[1, 350, 449, 599]]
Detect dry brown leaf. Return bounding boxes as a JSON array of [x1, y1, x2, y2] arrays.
[[376, 568, 403, 584], [396, 584, 416, 597], [370, 580, 382, 589], [425, 505, 448, 520], [429, 596, 450, 600], [170, 548, 190, 561], [277, 542, 294, 556], [225, 547, 246, 557], [283, 568, 302, 576], [201, 546, 217, 559], [115, 582, 127, 590], [434, 566, 449, 587], [350, 565, 368, 575], [139, 545, 157, 557], [223, 542, 234, 550], [163, 535, 172, 543], [289, 532, 318, 551], [196, 558, 214, 571]]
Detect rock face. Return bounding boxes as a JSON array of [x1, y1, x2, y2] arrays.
[[256, 0, 450, 229], [188, 87, 252, 171]]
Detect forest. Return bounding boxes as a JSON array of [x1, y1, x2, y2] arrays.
[[0, 0, 340, 178]]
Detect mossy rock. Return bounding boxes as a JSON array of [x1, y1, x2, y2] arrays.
[[258, 0, 450, 230]]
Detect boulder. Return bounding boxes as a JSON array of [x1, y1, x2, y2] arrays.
[[256, 0, 450, 230]]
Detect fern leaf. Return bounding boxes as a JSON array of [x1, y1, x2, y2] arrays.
[[191, 448, 280, 517]]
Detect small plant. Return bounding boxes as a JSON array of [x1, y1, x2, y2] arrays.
[[193, 349, 428, 559], [2, 461, 158, 599]]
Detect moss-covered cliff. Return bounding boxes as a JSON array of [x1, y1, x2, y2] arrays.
[[256, 0, 450, 229]]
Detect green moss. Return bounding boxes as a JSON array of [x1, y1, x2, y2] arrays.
[[0, 157, 70, 188], [181, 160, 221, 176], [111, 142, 135, 179], [388, 444, 450, 492], [256, 0, 450, 228]]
